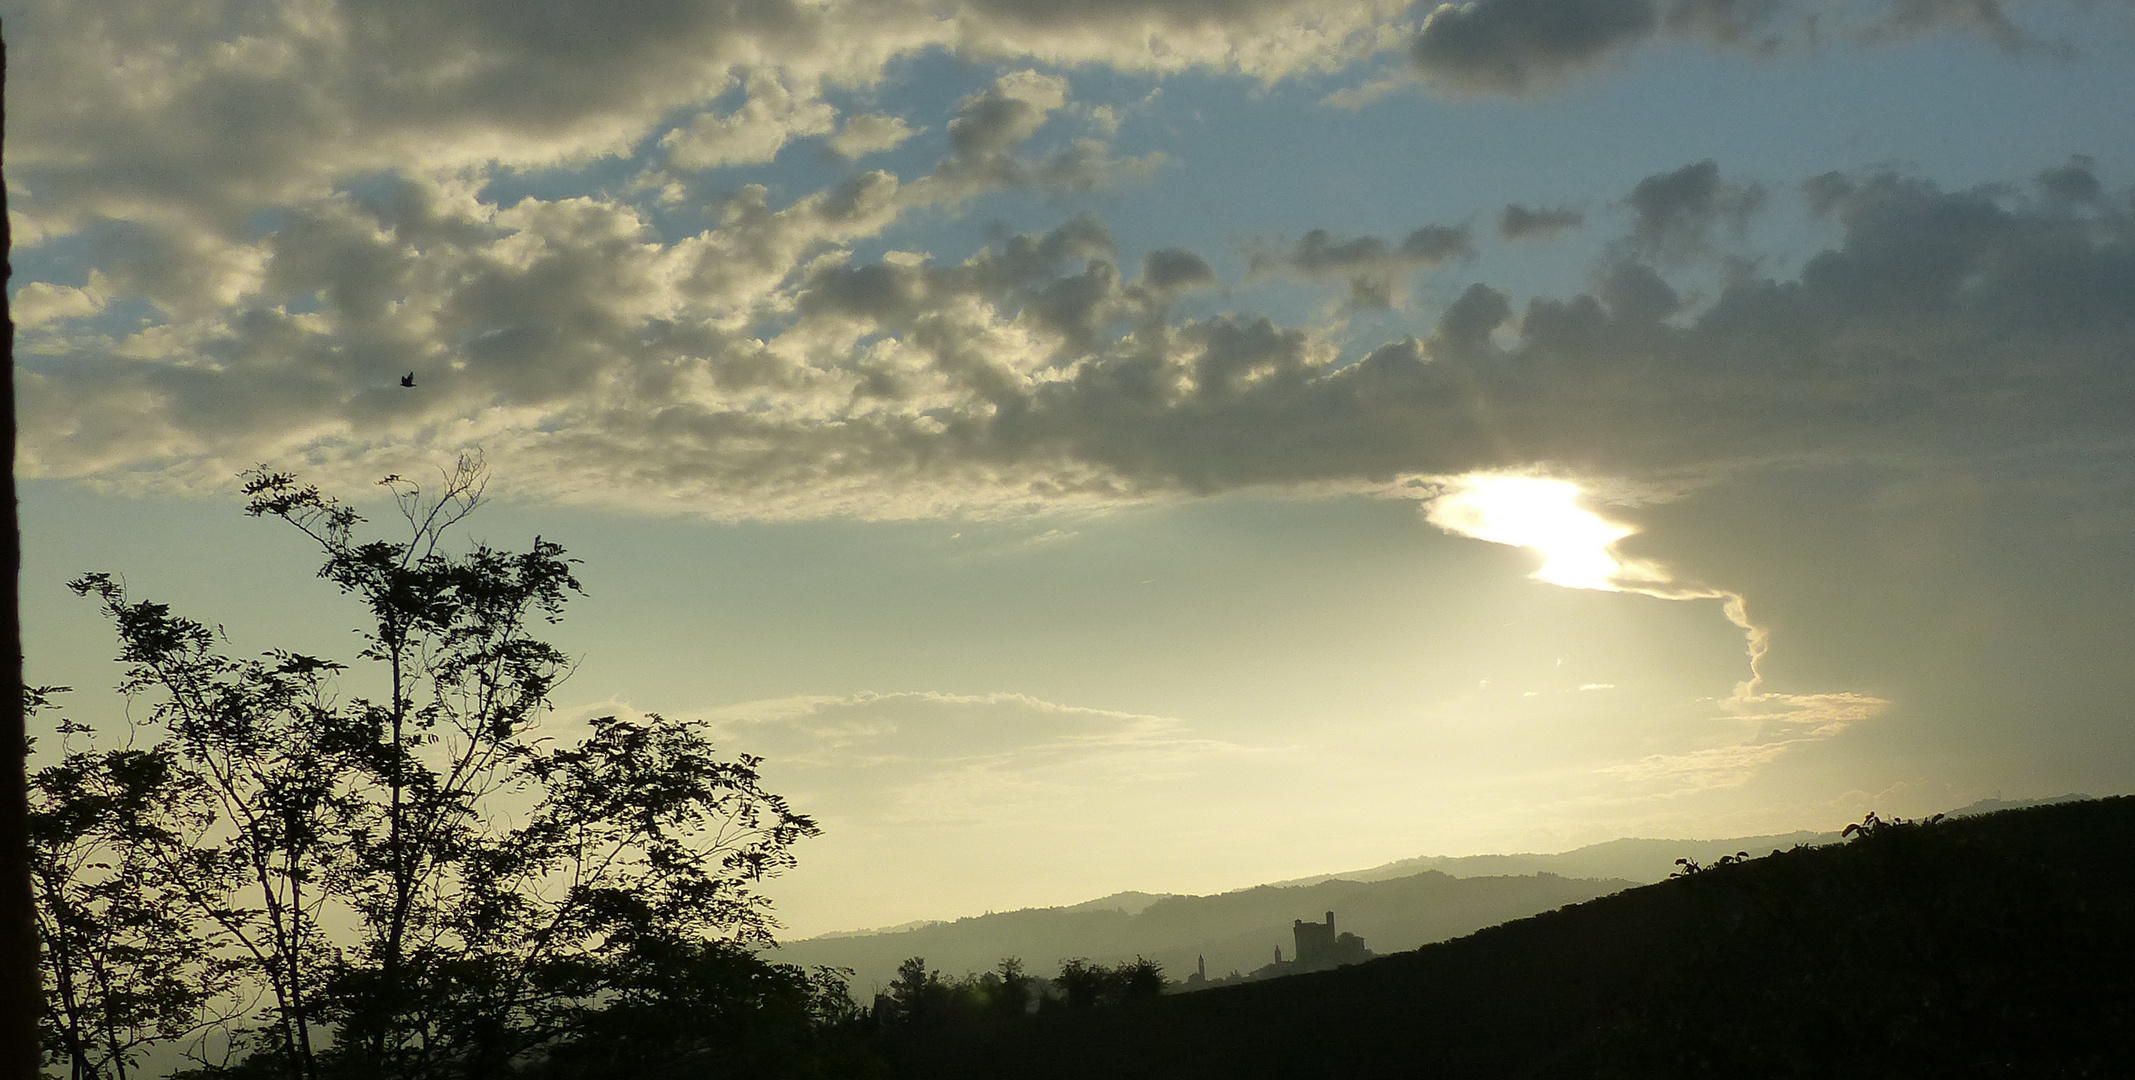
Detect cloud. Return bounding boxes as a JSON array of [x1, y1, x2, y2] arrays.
[[1620, 159, 1766, 262], [685, 690, 1258, 825], [949, 71, 1071, 156], [1590, 259, 1683, 323], [3, 0, 2090, 284], [2, 0, 1403, 260], [8, 0, 843, 241], [918, 71, 1167, 202], [1253, 223, 1476, 307], [18, 153, 2135, 529], [7, 57, 1195, 504], [1499, 203, 1586, 241], [2035, 154, 2105, 206], [950, 0, 1416, 80], [828, 114, 921, 159], [1139, 248, 1220, 293], [661, 78, 840, 171], [1407, 0, 2067, 96], [1411, 0, 1660, 95], [10, 272, 112, 328], [1864, 0, 2047, 54], [1320, 73, 1413, 109], [4, 0, 2091, 294]]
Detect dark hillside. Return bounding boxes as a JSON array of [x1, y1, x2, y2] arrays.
[[883, 798, 2135, 1079]]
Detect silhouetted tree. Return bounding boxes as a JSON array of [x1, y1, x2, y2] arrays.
[[988, 958, 1033, 1019], [27, 687, 241, 1080], [881, 958, 935, 1028], [1051, 959, 1106, 1011], [1051, 957, 1163, 1010], [33, 459, 823, 1079], [522, 940, 873, 1080], [873, 956, 1049, 1035], [5, 37, 47, 1079], [1110, 957, 1165, 1003]]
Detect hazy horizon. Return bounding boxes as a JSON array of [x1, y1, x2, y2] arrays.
[[790, 790, 2081, 939], [13, 0, 2135, 940]]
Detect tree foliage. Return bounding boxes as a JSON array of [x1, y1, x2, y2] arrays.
[[27, 688, 237, 1080], [1052, 957, 1163, 1010], [874, 954, 1164, 1035], [30, 459, 839, 1079]]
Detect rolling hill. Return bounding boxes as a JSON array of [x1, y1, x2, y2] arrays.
[[772, 793, 2094, 998], [880, 797, 2135, 1078]]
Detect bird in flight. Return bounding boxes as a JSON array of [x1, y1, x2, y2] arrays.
[[400, 372, 416, 388]]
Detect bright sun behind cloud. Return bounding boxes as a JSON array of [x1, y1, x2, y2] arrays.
[[1422, 475, 1655, 592]]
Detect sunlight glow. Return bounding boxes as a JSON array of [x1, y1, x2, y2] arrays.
[[1422, 473, 1803, 703], [1423, 475, 1655, 592]]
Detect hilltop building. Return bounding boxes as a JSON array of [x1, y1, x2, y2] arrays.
[[1221, 911, 1375, 986], [1291, 910, 1372, 971], [1294, 912, 1335, 966], [1175, 911, 1377, 993]]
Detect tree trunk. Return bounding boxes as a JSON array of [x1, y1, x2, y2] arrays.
[[2, 26, 53, 1080]]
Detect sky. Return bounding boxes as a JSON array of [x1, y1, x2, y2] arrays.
[[9, 0, 2135, 939]]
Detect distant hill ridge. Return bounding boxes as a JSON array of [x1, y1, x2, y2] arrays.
[[771, 870, 1637, 995], [776, 794, 2088, 995], [1269, 793, 2089, 887], [1261, 831, 1836, 889]]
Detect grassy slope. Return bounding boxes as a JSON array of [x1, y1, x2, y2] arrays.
[[885, 798, 2135, 1079]]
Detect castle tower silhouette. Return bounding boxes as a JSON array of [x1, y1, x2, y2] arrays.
[[1293, 910, 1337, 967]]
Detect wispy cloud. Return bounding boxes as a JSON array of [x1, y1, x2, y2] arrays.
[[600, 690, 1272, 827]]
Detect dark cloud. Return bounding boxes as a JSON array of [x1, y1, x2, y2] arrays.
[[949, 72, 1068, 156], [1401, 225, 1476, 262], [1001, 212, 1120, 275], [1407, 0, 2064, 97], [1591, 260, 1683, 322], [1499, 203, 1586, 241], [2036, 155, 2104, 206], [1287, 231, 1386, 274], [1623, 160, 1767, 262], [946, 164, 2135, 497], [923, 73, 1164, 199], [800, 214, 1118, 326], [1140, 248, 1219, 292], [1026, 261, 1126, 346], [1433, 283, 1516, 353], [1411, 0, 1659, 95], [1258, 224, 1476, 308]]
